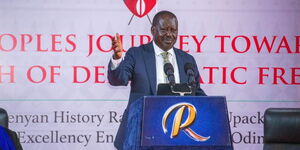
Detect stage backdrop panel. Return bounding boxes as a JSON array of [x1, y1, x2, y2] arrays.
[[0, 0, 299, 149]]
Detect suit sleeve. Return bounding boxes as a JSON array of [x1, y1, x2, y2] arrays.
[[107, 48, 135, 86], [11, 131, 23, 150], [5, 128, 23, 150], [192, 57, 207, 96]]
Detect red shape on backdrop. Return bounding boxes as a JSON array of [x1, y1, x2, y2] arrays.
[[124, 0, 156, 18]]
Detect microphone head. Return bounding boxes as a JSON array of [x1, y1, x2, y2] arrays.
[[184, 63, 194, 74], [164, 63, 174, 75]]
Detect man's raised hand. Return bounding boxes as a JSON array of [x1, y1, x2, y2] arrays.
[[112, 33, 123, 60]]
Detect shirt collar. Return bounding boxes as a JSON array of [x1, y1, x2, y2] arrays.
[[153, 41, 175, 57]]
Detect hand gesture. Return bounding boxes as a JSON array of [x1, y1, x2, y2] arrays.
[[112, 33, 123, 59]]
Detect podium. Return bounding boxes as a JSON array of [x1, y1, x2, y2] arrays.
[[123, 96, 233, 150]]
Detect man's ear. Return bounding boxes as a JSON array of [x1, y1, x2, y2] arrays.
[[151, 26, 155, 36]]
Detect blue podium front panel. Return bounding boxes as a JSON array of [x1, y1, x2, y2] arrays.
[[141, 96, 232, 148]]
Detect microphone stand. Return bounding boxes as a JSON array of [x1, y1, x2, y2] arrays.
[[170, 84, 193, 96]]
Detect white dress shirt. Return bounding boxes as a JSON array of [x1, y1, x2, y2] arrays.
[[110, 42, 180, 89], [152, 42, 180, 86]]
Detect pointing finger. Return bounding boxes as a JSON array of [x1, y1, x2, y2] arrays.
[[116, 33, 120, 42]]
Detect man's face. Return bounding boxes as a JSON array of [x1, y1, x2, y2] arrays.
[[152, 15, 178, 51]]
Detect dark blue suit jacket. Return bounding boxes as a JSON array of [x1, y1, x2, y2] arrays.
[[108, 42, 206, 149]]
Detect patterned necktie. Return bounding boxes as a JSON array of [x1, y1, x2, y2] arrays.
[[161, 51, 170, 64], [161, 51, 170, 83]]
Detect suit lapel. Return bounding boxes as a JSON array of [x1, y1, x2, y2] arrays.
[[142, 42, 157, 94], [174, 48, 187, 84]]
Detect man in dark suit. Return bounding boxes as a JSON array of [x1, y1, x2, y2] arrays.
[[108, 10, 206, 149], [0, 126, 23, 150]]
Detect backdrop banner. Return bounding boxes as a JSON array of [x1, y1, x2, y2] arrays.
[[0, 0, 299, 149]]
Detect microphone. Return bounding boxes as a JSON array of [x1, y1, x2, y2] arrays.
[[184, 63, 196, 86], [164, 63, 175, 86]]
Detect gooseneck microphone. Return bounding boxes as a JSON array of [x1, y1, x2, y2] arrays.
[[164, 63, 176, 86], [184, 63, 196, 86]]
